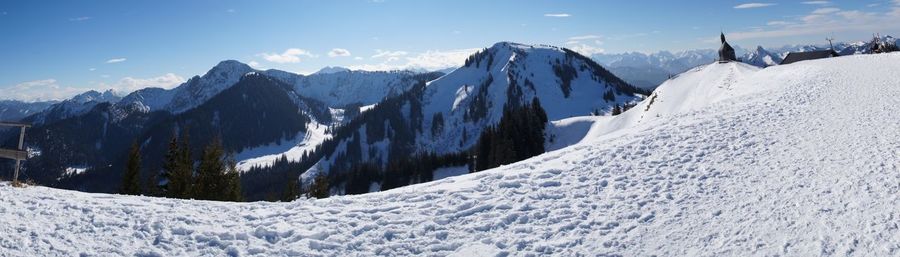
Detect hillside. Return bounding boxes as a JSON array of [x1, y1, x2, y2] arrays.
[[2, 52, 897, 256], [301, 42, 646, 190]]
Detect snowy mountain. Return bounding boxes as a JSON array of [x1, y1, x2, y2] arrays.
[[0, 100, 56, 122], [300, 42, 646, 192], [744, 46, 783, 67], [3, 52, 898, 256], [265, 69, 435, 108], [593, 35, 896, 90], [118, 60, 255, 114], [24, 89, 122, 125], [2, 60, 444, 196], [313, 66, 351, 74], [592, 49, 719, 90]]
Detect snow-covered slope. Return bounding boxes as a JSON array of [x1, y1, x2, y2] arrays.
[[3, 53, 899, 256]]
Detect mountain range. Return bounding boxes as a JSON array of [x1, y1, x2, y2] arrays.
[[1, 41, 645, 200], [592, 35, 896, 90]]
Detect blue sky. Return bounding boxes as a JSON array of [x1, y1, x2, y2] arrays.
[[1, 0, 899, 101]]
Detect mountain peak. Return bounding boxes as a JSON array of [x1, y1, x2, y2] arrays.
[[314, 66, 350, 75], [209, 60, 253, 74]]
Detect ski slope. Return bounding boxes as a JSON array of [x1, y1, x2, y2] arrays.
[[2, 53, 899, 256]]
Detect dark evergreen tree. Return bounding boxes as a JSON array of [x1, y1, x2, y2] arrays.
[[309, 173, 330, 199], [281, 177, 299, 202], [120, 141, 142, 195], [193, 136, 242, 202], [167, 133, 193, 199]]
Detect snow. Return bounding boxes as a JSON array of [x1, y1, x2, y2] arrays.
[[2, 53, 899, 256], [432, 166, 469, 181], [62, 166, 89, 177], [235, 120, 329, 171]]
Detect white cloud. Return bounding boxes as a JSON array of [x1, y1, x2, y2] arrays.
[[767, 21, 791, 26], [106, 58, 126, 64], [544, 13, 571, 17], [725, 6, 900, 42], [565, 40, 606, 56], [328, 48, 352, 57], [568, 35, 602, 41], [69, 16, 91, 22], [734, 3, 777, 9], [89, 68, 96, 71], [101, 73, 185, 93], [405, 48, 481, 70], [371, 50, 408, 59], [1, 79, 84, 101], [812, 7, 841, 14], [802, 1, 830, 5], [247, 61, 261, 68], [350, 48, 479, 71], [354, 57, 363, 61], [258, 48, 316, 63]]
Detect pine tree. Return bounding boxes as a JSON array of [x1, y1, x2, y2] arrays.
[[167, 133, 193, 199], [309, 174, 330, 199], [192, 137, 242, 202], [120, 141, 142, 195], [222, 156, 243, 202], [161, 134, 179, 196], [281, 177, 299, 202]]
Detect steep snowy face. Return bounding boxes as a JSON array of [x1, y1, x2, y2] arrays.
[[418, 42, 644, 152], [744, 46, 784, 67]]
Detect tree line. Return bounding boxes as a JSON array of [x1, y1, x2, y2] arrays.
[[119, 133, 242, 202]]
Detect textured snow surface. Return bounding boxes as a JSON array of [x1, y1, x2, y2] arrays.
[[2, 54, 899, 256]]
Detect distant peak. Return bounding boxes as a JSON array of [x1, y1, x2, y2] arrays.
[[314, 66, 351, 75], [210, 60, 253, 72]]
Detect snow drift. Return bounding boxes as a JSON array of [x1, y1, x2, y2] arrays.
[[2, 53, 899, 256]]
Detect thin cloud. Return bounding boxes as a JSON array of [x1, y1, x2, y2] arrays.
[[544, 13, 571, 17], [351, 48, 479, 71], [69, 16, 92, 22], [371, 50, 408, 60], [734, 3, 777, 9], [568, 35, 602, 41], [258, 48, 316, 63], [725, 6, 900, 42], [1, 79, 84, 101], [812, 8, 841, 14], [99, 73, 185, 93], [106, 58, 126, 64], [328, 48, 352, 57], [802, 1, 830, 5]]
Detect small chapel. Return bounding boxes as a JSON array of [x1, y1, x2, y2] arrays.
[[718, 32, 737, 63]]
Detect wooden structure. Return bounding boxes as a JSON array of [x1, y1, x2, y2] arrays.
[[780, 50, 839, 65], [0, 121, 31, 185]]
